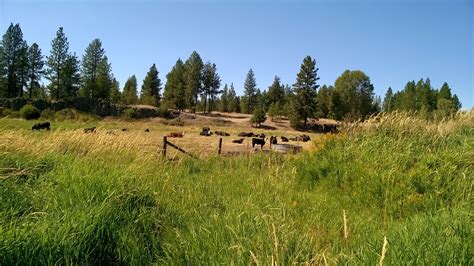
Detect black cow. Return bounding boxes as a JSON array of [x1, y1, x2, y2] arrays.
[[121, 128, 128, 131], [215, 131, 230, 136], [269, 136, 277, 145], [281, 136, 289, 142], [200, 127, 212, 136], [144, 129, 150, 132], [84, 127, 96, 133], [252, 138, 266, 148], [32, 122, 51, 131]]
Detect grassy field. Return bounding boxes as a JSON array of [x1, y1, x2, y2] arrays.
[[0, 111, 472, 264]]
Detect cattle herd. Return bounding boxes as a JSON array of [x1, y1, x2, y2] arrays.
[[31, 122, 333, 150]]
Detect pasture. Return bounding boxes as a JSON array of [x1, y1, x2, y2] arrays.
[[0, 111, 472, 264]]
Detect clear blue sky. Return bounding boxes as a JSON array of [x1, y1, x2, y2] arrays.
[[1, 0, 473, 108]]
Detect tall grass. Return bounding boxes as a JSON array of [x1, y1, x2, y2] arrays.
[[0, 111, 472, 264]]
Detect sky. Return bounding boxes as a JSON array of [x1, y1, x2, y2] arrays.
[[1, 0, 473, 108]]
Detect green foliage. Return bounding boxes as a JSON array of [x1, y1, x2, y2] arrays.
[[26, 43, 44, 99], [243, 69, 257, 113], [219, 84, 229, 112], [1, 23, 28, 98], [250, 107, 266, 127], [45, 27, 70, 100], [267, 102, 284, 121], [334, 69, 375, 120], [140, 63, 161, 106], [388, 80, 461, 119], [109, 78, 122, 104], [121, 108, 135, 120], [122, 75, 138, 105], [184, 51, 203, 112], [266, 76, 286, 111], [201, 61, 221, 113], [163, 59, 187, 111], [382, 87, 394, 112], [19, 104, 40, 120], [291, 56, 319, 127]]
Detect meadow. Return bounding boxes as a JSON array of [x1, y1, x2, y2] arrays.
[[0, 111, 472, 264]]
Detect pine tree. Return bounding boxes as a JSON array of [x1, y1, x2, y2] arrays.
[[243, 68, 257, 113], [81, 38, 105, 98], [109, 78, 121, 103], [219, 84, 229, 112], [94, 56, 112, 99], [184, 51, 203, 112], [163, 59, 187, 111], [122, 75, 138, 104], [266, 76, 286, 109], [228, 83, 238, 112], [61, 53, 81, 98], [0, 44, 5, 97], [26, 43, 44, 99], [46, 27, 70, 100], [291, 56, 319, 127], [201, 62, 221, 113], [1, 23, 28, 98], [140, 63, 161, 106], [382, 87, 394, 112]]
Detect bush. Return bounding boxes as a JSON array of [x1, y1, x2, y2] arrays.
[[19, 104, 41, 120], [0, 108, 19, 118], [122, 108, 136, 120], [156, 107, 172, 119], [250, 108, 266, 127]]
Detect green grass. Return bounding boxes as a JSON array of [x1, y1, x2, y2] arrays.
[[0, 112, 472, 264]]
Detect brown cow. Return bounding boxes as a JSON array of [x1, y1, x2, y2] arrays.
[[238, 132, 254, 137], [232, 138, 244, 144], [167, 131, 185, 138]]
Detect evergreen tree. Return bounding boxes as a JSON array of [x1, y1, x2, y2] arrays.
[[382, 87, 394, 112], [0, 44, 5, 97], [219, 84, 229, 112], [228, 83, 238, 112], [243, 68, 257, 113], [163, 59, 187, 111], [109, 78, 121, 103], [61, 53, 81, 98], [316, 85, 332, 118], [266, 76, 286, 109], [329, 90, 343, 120], [140, 63, 161, 106], [81, 38, 105, 98], [1, 23, 28, 98], [438, 82, 452, 100], [291, 56, 319, 127], [184, 51, 203, 112], [201, 61, 221, 113], [46, 27, 70, 100], [94, 56, 113, 99], [26, 43, 44, 99], [122, 75, 138, 104]]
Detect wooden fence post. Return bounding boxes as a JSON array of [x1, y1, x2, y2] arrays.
[[162, 136, 167, 157], [218, 137, 222, 155]]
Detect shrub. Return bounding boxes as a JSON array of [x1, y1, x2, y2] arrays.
[[122, 108, 136, 120], [250, 108, 266, 127], [156, 107, 172, 119], [19, 104, 41, 120]]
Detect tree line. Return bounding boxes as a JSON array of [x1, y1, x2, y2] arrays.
[[0, 23, 462, 127]]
